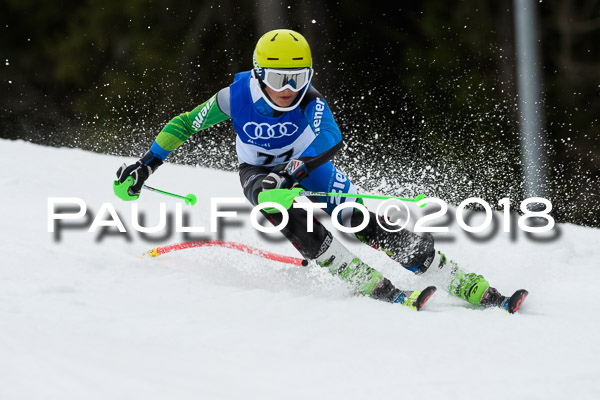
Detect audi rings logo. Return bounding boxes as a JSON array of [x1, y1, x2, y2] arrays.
[[242, 122, 299, 140]]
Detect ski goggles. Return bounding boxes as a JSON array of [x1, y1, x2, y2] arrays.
[[261, 68, 312, 92]]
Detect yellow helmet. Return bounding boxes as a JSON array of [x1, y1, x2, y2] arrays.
[[253, 29, 312, 70], [252, 29, 314, 112]]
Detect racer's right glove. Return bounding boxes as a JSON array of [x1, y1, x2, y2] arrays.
[[261, 159, 309, 191], [114, 152, 163, 200]]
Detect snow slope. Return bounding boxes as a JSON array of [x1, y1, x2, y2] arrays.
[[1, 138, 599, 400]]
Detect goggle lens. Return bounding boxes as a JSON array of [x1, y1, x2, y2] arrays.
[[263, 68, 311, 92]]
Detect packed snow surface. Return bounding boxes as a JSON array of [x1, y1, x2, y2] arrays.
[[1, 139, 599, 399]]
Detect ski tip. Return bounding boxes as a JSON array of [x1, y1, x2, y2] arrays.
[[415, 286, 437, 311], [507, 289, 529, 314]]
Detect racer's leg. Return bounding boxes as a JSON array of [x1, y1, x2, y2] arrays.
[[238, 163, 411, 302], [303, 162, 497, 306]]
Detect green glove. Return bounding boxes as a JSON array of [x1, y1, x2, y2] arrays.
[[113, 152, 163, 201]]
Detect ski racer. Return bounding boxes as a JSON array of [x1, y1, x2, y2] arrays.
[[114, 29, 527, 312]]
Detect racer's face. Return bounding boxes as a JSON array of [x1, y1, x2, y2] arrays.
[[264, 86, 299, 109]]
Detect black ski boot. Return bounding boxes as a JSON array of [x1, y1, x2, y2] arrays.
[[480, 287, 529, 314]]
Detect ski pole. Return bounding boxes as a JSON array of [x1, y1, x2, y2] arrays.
[[298, 190, 426, 203], [113, 177, 197, 206], [142, 184, 197, 206], [257, 187, 427, 213]]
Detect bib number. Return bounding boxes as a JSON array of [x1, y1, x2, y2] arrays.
[[258, 148, 294, 165]]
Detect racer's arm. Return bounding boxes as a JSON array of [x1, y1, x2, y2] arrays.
[[261, 88, 344, 190], [149, 88, 231, 160], [297, 87, 343, 172], [114, 89, 230, 199]]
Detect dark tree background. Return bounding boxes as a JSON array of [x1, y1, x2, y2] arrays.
[[1, 0, 599, 226]]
